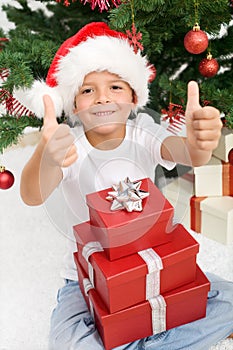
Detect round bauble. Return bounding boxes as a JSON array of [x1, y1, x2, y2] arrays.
[[199, 54, 219, 78], [0, 166, 15, 190], [184, 24, 209, 54]]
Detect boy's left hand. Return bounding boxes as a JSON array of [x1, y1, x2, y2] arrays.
[[185, 81, 222, 152]]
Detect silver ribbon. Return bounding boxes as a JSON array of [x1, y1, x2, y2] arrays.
[[83, 278, 95, 320], [83, 278, 94, 296], [149, 295, 167, 334], [138, 248, 163, 299], [106, 177, 149, 212], [82, 241, 104, 287]]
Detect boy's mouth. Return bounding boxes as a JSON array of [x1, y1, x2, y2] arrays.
[[90, 103, 118, 117], [94, 110, 116, 117]]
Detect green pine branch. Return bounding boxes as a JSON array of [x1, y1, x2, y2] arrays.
[[0, 115, 43, 153]]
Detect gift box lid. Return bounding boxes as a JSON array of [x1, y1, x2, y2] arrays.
[[200, 196, 233, 219], [74, 223, 199, 288], [194, 156, 222, 175], [86, 177, 173, 228]]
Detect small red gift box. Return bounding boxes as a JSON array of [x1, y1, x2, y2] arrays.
[[76, 261, 210, 350], [85, 178, 174, 260], [74, 224, 199, 313]]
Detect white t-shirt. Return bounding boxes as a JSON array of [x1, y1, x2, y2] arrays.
[[51, 113, 176, 281]]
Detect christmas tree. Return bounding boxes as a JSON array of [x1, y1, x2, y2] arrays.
[[0, 0, 232, 153]]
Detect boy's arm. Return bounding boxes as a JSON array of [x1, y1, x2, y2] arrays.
[[20, 95, 78, 206], [161, 81, 222, 167]]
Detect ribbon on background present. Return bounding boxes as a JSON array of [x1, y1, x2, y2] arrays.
[[138, 248, 163, 299], [82, 241, 104, 287], [149, 295, 167, 334]]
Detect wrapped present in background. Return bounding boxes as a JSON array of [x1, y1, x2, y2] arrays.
[[213, 127, 233, 163], [193, 156, 233, 197], [190, 195, 233, 245]]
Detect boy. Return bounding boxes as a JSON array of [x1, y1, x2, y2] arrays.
[[18, 22, 233, 349]]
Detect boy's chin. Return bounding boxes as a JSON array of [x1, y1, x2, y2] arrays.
[[86, 122, 124, 135]]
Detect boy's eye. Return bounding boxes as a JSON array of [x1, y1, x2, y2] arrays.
[[111, 85, 123, 90], [81, 88, 93, 94]]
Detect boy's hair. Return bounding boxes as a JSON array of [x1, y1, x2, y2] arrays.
[[14, 22, 155, 118]]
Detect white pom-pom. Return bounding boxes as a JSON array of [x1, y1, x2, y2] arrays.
[[13, 81, 64, 119]]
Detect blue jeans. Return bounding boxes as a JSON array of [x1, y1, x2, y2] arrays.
[[49, 273, 233, 350]]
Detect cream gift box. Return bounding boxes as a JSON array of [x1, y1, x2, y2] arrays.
[[200, 196, 233, 245], [213, 127, 233, 163], [193, 156, 233, 197]]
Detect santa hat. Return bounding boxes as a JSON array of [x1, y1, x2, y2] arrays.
[[14, 22, 155, 118]]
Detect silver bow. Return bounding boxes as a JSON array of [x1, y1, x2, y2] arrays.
[[106, 177, 149, 212]]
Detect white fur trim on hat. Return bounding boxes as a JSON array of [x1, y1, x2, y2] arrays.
[[55, 35, 151, 116], [13, 81, 63, 119], [14, 25, 153, 118]]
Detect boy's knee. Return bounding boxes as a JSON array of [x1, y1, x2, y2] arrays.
[[49, 332, 72, 350]]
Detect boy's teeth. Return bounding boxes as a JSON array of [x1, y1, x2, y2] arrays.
[[95, 111, 113, 117]]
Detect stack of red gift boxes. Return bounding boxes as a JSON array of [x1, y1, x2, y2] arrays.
[[73, 177, 210, 350], [190, 127, 233, 245]]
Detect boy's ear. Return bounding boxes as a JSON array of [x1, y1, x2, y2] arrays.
[[73, 98, 78, 114], [132, 92, 138, 105]]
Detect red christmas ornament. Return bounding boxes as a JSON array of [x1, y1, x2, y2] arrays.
[[81, 0, 121, 11], [161, 102, 186, 134], [161, 103, 185, 124], [0, 166, 15, 190], [126, 23, 144, 54], [184, 24, 208, 54], [55, 0, 121, 11], [0, 38, 9, 52], [199, 53, 219, 78], [56, 0, 76, 6]]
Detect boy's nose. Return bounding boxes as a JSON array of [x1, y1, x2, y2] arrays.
[[95, 90, 111, 104]]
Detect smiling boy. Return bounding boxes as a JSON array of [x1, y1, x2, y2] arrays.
[[17, 22, 233, 350]]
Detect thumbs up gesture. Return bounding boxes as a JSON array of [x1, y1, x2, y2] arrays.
[[41, 95, 78, 168], [185, 81, 222, 152]]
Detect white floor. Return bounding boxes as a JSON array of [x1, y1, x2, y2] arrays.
[[0, 133, 233, 350]]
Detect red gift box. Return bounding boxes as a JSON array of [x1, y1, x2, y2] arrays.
[[76, 261, 210, 350], [74, 224, 199, 313], [85, 178, 174, 260]]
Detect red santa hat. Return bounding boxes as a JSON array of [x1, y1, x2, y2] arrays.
[[14, 22, 155, 118]]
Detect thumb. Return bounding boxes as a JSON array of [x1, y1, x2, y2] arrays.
[[43, 95, 59, 128], [185, 81, 201, 116]]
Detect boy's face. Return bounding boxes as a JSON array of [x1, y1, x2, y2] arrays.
[[73, 71, 137, 149]]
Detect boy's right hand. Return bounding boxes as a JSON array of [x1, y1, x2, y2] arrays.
[[41, 95, 78, 167]]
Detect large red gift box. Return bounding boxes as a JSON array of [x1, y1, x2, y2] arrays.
[[76, 260, 210, 350], [74, 224, 199, 313], [84, 178, 174, 260]]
